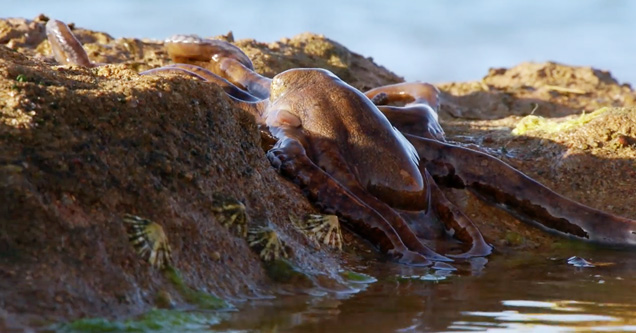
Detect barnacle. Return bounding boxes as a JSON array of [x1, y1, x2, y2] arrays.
[[123, 214, 172, 269], [211, 194, 248, 237], [290, 213, 343, 250], [247, 226, 290, 261]]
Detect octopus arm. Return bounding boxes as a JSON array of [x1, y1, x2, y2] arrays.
[[407, 134, 636, 246], [423, 170, 493, 258], [267, 136, 436, 266]]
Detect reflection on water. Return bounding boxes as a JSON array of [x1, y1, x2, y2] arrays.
[[457, 300, 633, 331], [206, 246, 636, 332]]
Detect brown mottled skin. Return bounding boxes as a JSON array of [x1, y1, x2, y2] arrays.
[[46, 19, 636, 266]]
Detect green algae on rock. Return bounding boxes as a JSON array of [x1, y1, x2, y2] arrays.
[[163, 266, 232, 310], [56, 309, 226, 332], [339, 270, 377, 284], [512, 107, 610, 135]]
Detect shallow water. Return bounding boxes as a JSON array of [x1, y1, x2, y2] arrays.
[[202, 247, 636, 332], [74, 246, 636, 332]]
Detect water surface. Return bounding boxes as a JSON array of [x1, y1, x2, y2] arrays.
[[211, 247, 636, 332]]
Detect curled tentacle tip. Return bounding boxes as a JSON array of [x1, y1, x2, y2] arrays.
[[393, 251, 432, 267], [432, 262, 457, 271], [427, 252, 454, 262], [446, 243, 494, 260]]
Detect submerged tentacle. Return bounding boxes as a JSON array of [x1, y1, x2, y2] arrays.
[[407, 135, 636, 246], [45, 19, 94, 67], [267, 136, 434, 266], [424, 170, 493, 258]]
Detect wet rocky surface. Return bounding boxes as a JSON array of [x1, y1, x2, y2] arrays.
[[1, 15, 635, 330]]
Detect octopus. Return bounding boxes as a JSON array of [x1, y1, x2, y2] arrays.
[[46, 19, 636, 267]]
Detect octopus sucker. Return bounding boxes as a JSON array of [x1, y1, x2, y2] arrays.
[[290, 213, 344, 250], [122, 214, 173, 269], [46, 20, 636, 267]]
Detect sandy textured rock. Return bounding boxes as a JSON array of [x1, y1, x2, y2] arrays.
[[1, 15, 636, 329]]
